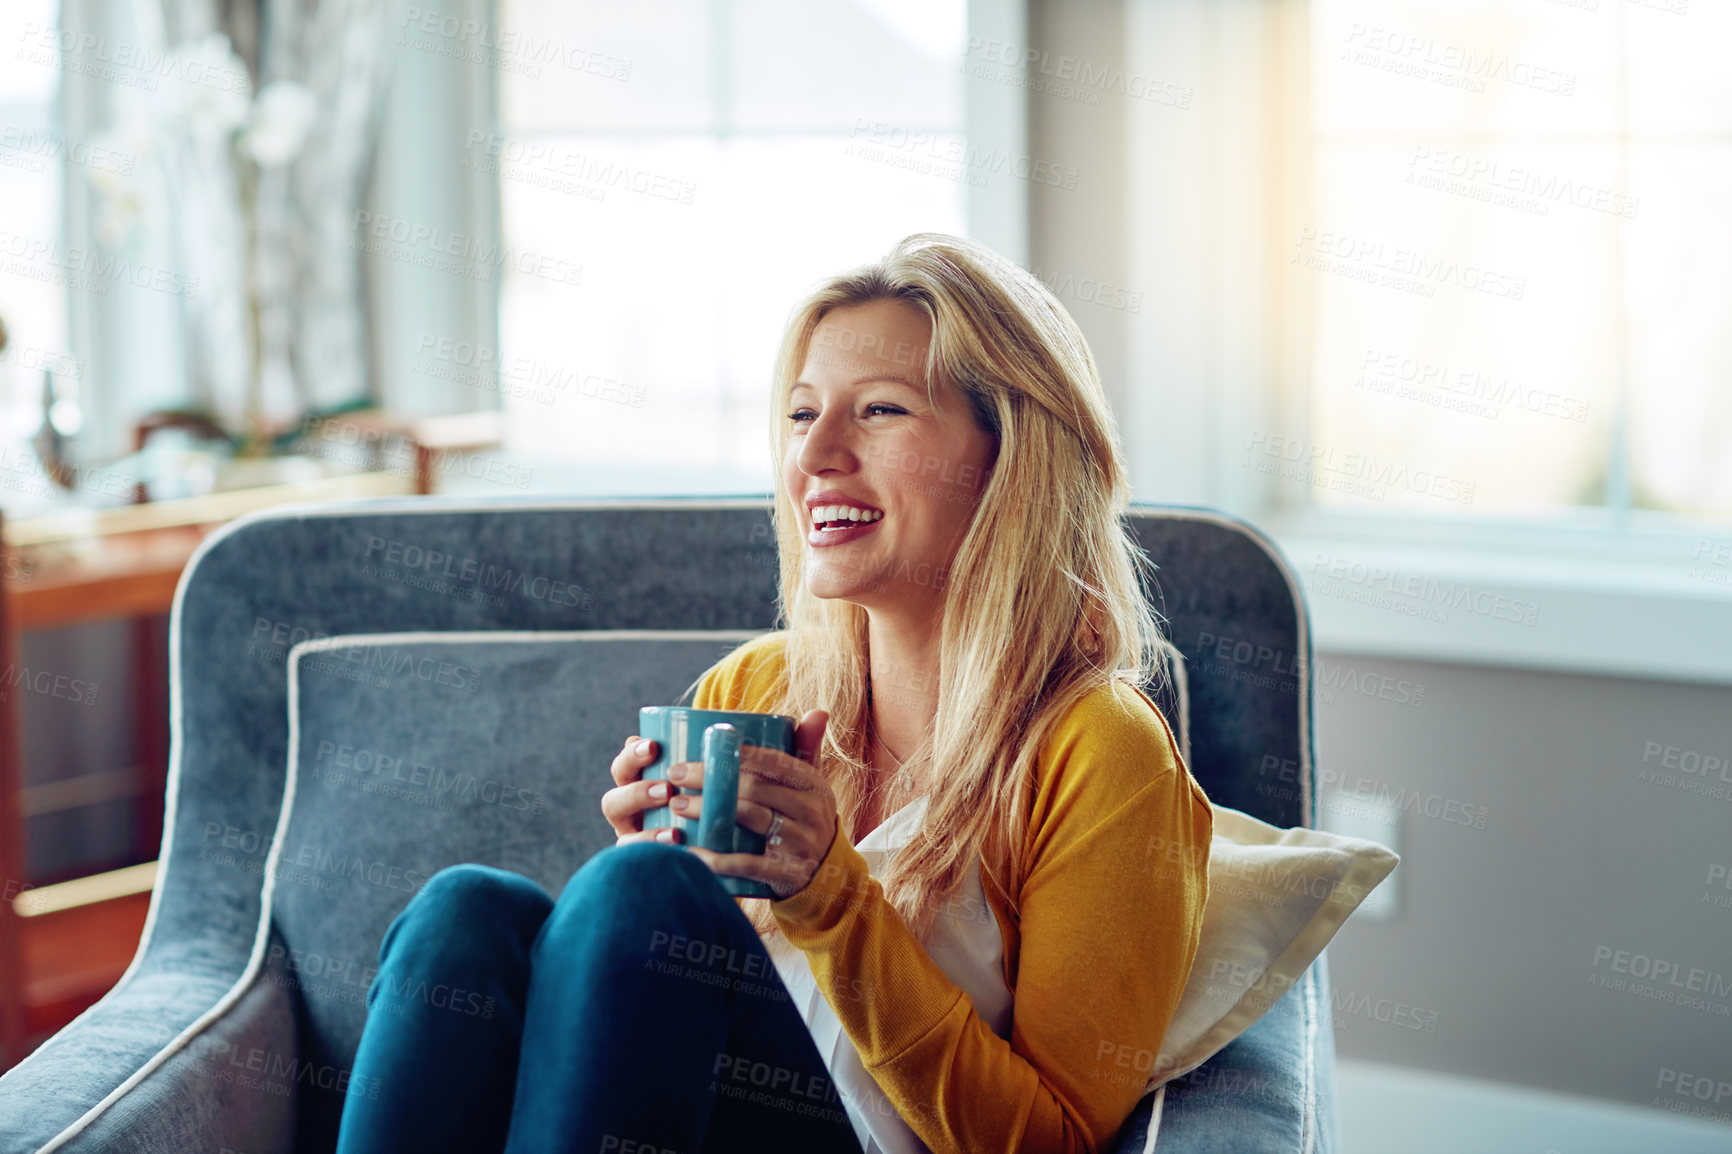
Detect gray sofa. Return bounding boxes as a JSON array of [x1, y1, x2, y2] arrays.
[[0, 497, 1338, 1153]]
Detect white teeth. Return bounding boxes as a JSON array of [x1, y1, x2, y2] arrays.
[[812, 504, 882, 525]]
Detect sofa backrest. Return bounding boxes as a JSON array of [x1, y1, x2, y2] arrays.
[[1128, 511, 1314, 828]]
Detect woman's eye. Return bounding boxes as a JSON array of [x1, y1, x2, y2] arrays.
[[786, 404, 903, 423]]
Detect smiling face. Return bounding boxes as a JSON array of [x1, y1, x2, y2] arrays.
[[782, 297, 999, 619]]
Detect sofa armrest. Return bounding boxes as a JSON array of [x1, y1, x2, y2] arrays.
[[0, 935, 299, 1154], [1112, 952, 1342, 1154]]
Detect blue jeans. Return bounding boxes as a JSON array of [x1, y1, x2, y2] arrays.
[[335, 841, 866, 1154]]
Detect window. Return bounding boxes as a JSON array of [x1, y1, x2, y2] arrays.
[[1118, 0, 1730, 678], [0, 0, 74, 512], [1296, 0, 1731, 522], [488, 0, 970, 483]]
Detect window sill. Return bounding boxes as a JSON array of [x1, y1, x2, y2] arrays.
[[436, 469, 1732, 687], [1259, 509, 1732, 687]]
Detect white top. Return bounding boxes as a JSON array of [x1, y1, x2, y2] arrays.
[[761, 795, 1012, 1154]]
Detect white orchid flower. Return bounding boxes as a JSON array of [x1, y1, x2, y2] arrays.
[[157, 33, 253, 138], [242, 82, 318, 167]]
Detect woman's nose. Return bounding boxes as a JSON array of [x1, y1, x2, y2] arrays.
[[797, 409, 857, 474]]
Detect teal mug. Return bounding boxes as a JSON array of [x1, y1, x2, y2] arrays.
[[637, 707, 796, 899]]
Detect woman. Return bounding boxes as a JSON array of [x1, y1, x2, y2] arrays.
[[334, 233, 1212, 1154]]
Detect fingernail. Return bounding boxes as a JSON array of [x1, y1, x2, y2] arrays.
[[656, 829, 675, 843], [648, 782, 668, 799], [636, 740, 653, 756], [668, 763, 687, 782]]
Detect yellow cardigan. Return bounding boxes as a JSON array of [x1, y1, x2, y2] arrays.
[[690, 632, 1213, 1153]]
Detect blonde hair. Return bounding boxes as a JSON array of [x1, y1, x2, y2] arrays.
[[741, 232, 1168, 942]]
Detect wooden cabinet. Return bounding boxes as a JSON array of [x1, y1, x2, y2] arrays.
[[0, 470, 417, 1069]]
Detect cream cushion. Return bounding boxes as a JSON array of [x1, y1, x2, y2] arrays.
[[1142, 803, 1400, 1091]]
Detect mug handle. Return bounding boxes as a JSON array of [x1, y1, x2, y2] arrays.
[[697, 723, 744, 853]]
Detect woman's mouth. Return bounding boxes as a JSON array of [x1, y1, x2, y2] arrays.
[[808, 507, 884, 547]]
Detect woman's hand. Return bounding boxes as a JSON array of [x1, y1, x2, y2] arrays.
[[601, 735, 699, 846], [667, 710, 839, 901]]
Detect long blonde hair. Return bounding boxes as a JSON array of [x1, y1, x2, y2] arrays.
[[740, 232, 1167, 943]]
